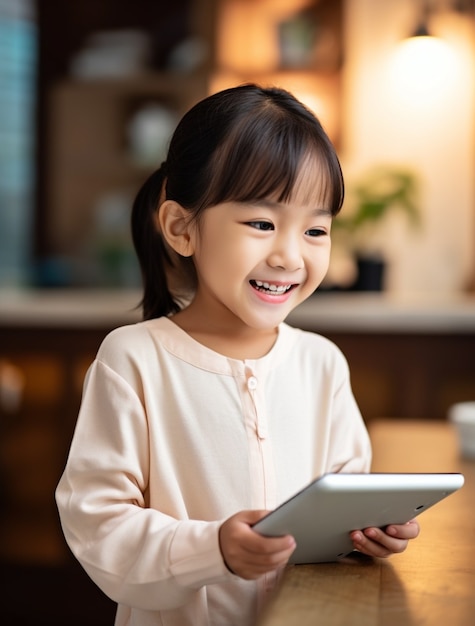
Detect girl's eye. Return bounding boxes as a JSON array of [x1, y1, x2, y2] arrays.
[[246, 221, 274, 231], [306, 228, 327, 237]]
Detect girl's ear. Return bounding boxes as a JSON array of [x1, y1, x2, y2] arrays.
[[157, 200, 195, 257]]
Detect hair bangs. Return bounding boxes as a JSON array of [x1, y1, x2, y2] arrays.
[[201, 107, 343, 215], [290, 146, 344, 215], [200, 108, 303, 207]]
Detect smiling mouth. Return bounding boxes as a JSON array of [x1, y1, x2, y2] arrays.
[[250, 280, 296, 295]]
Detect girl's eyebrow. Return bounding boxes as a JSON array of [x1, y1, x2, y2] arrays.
[[251, 198, 332, 217]]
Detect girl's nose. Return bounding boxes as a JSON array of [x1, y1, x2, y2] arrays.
[[267, 236, 304, 271]]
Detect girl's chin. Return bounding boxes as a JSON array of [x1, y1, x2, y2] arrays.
[[240, 312, 290, 331]]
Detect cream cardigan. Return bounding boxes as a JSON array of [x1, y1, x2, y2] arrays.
[[56, 318, 371, 626]]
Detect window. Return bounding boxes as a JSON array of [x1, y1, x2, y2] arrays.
[[0, 0, 36, 286]]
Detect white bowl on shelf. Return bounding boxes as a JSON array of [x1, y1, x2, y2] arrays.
[[449, 402, 475, 459]]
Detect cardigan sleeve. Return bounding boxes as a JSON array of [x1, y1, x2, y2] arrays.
[[55, 359, 231, 612]]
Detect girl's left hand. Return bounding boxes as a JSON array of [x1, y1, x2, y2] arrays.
[[350, 519, 420, 558]]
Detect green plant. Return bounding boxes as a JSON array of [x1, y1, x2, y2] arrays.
[[335, 166, 421, 254]]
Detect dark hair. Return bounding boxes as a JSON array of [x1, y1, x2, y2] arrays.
[[131, 83, 344, 320]]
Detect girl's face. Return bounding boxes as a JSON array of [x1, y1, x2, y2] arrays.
[[186, 159, 333, 334]]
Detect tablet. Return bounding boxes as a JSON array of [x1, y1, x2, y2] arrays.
[[252, 472, 464, 564]]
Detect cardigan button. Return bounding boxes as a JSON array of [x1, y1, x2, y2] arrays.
[[247, 376, 258, 391]]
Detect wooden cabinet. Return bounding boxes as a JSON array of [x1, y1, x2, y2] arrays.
[[0, 322, 116, 568], [46, 74, 207, 264], [319, 331, 475, 421], [39, 0, 215, 286], [288, 295, 475, 422]]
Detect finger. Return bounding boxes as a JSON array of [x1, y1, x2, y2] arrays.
[[240, 548, 295, 574], [230, 542, 296, 580], [385, 519, 420, 540], [239, 531, 296, 563], [350, 532, 392, 558], [245, 532, 296, 556], [221, 531, 295, 577], [366, 527, 409, 554], [351, 529, 407, 557]]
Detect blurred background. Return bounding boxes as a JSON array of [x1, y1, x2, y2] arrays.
[[1, 0, 474, 292], [0, 0, 474, 624]]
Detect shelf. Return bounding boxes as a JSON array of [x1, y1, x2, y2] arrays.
[[46, 71, 208, 261], [51, 72, 207, 103], [210, 0, 343, 143]]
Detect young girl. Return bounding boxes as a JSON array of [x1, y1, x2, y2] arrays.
[[56, 84, 419, 626]]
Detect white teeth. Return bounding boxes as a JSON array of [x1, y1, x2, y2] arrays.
[[254, 280, 291, 293]]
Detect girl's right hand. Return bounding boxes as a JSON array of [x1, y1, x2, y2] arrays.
[[219, 510, 296, 580]]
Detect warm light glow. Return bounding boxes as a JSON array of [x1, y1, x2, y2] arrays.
[[389, 36, 459, 103], [275, 74, 340, 142], [216, 0, 315, 73]]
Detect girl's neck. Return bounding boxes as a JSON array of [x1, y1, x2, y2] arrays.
[[170, 308, 278, 360]]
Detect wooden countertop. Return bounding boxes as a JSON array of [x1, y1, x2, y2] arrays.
[[257, 420, 475, 626], [289, 292, 475, 333], [0, 288, 141, 328], [1, 289, 474, 333]]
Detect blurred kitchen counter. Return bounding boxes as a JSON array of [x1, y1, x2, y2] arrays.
[[0, 287, 142, 328], [289, 291, 475, 333], [1, 288, 475, 332]]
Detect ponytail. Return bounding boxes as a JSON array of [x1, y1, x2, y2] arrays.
[[131, 165, 181, 320]]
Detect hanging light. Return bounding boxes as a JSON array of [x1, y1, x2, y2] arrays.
[[405, 0, 475, 41], [410, 21, 432, 38], [391, 0, 459, 108], [406, 1, 435, 40]]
